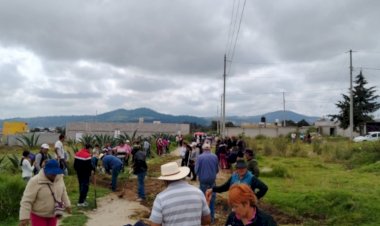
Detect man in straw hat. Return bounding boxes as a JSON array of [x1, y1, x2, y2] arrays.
[[149, 162, 211, 226]]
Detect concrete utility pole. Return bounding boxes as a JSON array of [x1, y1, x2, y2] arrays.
[[222, 54, 227, 138], [283, 92, 286, 127], [216, 104, 220, 135], [349, 49, 354, 139]]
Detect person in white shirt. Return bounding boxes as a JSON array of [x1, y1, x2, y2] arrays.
[[21, 150, 34, 182], [55, 134, 67, 174]]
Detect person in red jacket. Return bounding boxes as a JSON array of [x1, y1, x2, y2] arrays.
[[74, 143, 94, 207]]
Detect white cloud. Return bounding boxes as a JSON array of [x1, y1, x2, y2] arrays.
[[0, 0, 379, 120]]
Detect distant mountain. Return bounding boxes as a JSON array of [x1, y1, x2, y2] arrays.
[[0, 108, 208, 129], [225, 110, 319, 125], [0, 108, 319, 129]]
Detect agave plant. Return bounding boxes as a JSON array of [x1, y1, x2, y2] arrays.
[[93, 134, 114, 148], [7, 154, 20, 173], [16, 133, 40, 149], [78, 134, 94, 146], [0, 156, 6, 171], [66, 138, 79, 153]]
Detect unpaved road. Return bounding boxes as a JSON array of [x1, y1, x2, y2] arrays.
[[86, 192, 149, 226]]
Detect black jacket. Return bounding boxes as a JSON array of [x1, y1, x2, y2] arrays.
[[225, 208, 277, 226], [132, 150, 147, 174]]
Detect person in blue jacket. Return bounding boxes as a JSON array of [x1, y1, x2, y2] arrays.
[[206, 159, 268, 200], [100, 154, 123, 191]]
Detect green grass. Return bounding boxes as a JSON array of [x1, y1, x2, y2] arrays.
[[260, 156, 380, 226]]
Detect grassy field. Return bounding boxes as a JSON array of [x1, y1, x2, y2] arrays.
[[261, 156, 380, 225]]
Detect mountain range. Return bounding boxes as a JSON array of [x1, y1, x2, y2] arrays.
[[0, 108, 320, 129]]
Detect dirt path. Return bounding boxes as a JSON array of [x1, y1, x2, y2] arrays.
[[84, 148, 182, 226], [85, 189, 149, 226]]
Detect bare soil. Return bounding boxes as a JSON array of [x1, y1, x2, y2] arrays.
[[85, 149, 304, 226]]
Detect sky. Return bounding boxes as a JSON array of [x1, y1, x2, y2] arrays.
[[1, 0, 380, 120]]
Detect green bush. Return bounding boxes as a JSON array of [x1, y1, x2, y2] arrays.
[[347, 142, 380, 168], [0, 175, 25, 221], [358, 161, 380, 174], [255, 134, 267, 140], [261, 164, 291, 178]]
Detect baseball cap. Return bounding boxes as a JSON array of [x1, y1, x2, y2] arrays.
[[41, 143, 50, 149], [44, 159, 63, 175]]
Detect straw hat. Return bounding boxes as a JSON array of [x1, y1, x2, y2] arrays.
[[158, 162, 190, 181]]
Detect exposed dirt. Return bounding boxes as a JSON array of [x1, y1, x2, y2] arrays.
[[84, 149, 304, 226]]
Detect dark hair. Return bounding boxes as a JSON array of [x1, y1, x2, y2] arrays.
[[85, 143, 92, 149], [20, 150, 30, 166], [59, 134, 65, 140]]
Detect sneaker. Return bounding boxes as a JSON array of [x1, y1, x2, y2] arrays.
[[136, 198, 145, 202], [77, 202, 89, 207]]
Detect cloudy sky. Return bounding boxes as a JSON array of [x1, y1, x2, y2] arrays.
[[1, 0, 380, 120]]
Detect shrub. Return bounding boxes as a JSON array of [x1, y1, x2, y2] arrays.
[[312, 140, 323, 155], [347, 142, 380, 168], [273, 137, 288, 156], [0, 175, 25, 221], [358, 161, 380, 174], [290, 142, 302, 157], [262, 141, 273, 156], [255, 134, 267, 140], [262, 165, 291, 178]]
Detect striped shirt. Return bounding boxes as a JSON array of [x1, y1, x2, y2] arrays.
[[149, 180, 210, 226]]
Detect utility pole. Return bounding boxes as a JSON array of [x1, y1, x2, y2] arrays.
[[216, 104, 220, 135], [349, 49, 354, 139], [222, 54, 227, 138], [283, 92, 286, 127]]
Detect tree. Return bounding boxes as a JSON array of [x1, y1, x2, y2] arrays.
[[297, 119, 310, 127], [329, 71, 380, 133]]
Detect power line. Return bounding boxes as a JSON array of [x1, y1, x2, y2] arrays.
[[359, 67, 380, 71], [228, 0, 246, 62], [226, 0, 241, 58], [225, 0, 237, 56]]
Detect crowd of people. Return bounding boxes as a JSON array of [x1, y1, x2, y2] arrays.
[[18, 133, 277, 226]]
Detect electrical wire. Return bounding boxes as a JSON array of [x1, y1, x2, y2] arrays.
[[227, 0, 247, 76]]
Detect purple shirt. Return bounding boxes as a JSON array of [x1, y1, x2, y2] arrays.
[[195, 150, 219, 184]]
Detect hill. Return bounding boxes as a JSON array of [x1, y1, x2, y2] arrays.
[[0, 108, 319, 129], [226, 110, 319, 125]]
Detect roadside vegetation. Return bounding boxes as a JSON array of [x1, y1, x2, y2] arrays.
[[0, 133, 379, 226]]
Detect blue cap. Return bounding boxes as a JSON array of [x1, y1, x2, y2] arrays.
[[44, 159, 63, 175]]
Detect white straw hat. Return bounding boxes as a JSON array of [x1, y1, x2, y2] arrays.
[[158, 162, 190, 181]]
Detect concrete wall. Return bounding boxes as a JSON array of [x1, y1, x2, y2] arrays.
[[226, 126, 307, 138], [5, 132, 60, 146], [66, 122, 190, 140]]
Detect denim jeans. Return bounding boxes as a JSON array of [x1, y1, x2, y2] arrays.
[[200, 182, 216, 223], [77, 174, 90, 203], [111, 165, 122, 191], [136, 171, 146, 199]]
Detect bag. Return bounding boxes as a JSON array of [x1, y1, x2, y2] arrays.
[[47, 184, 65, 218], [54, 201, 65, 218]]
